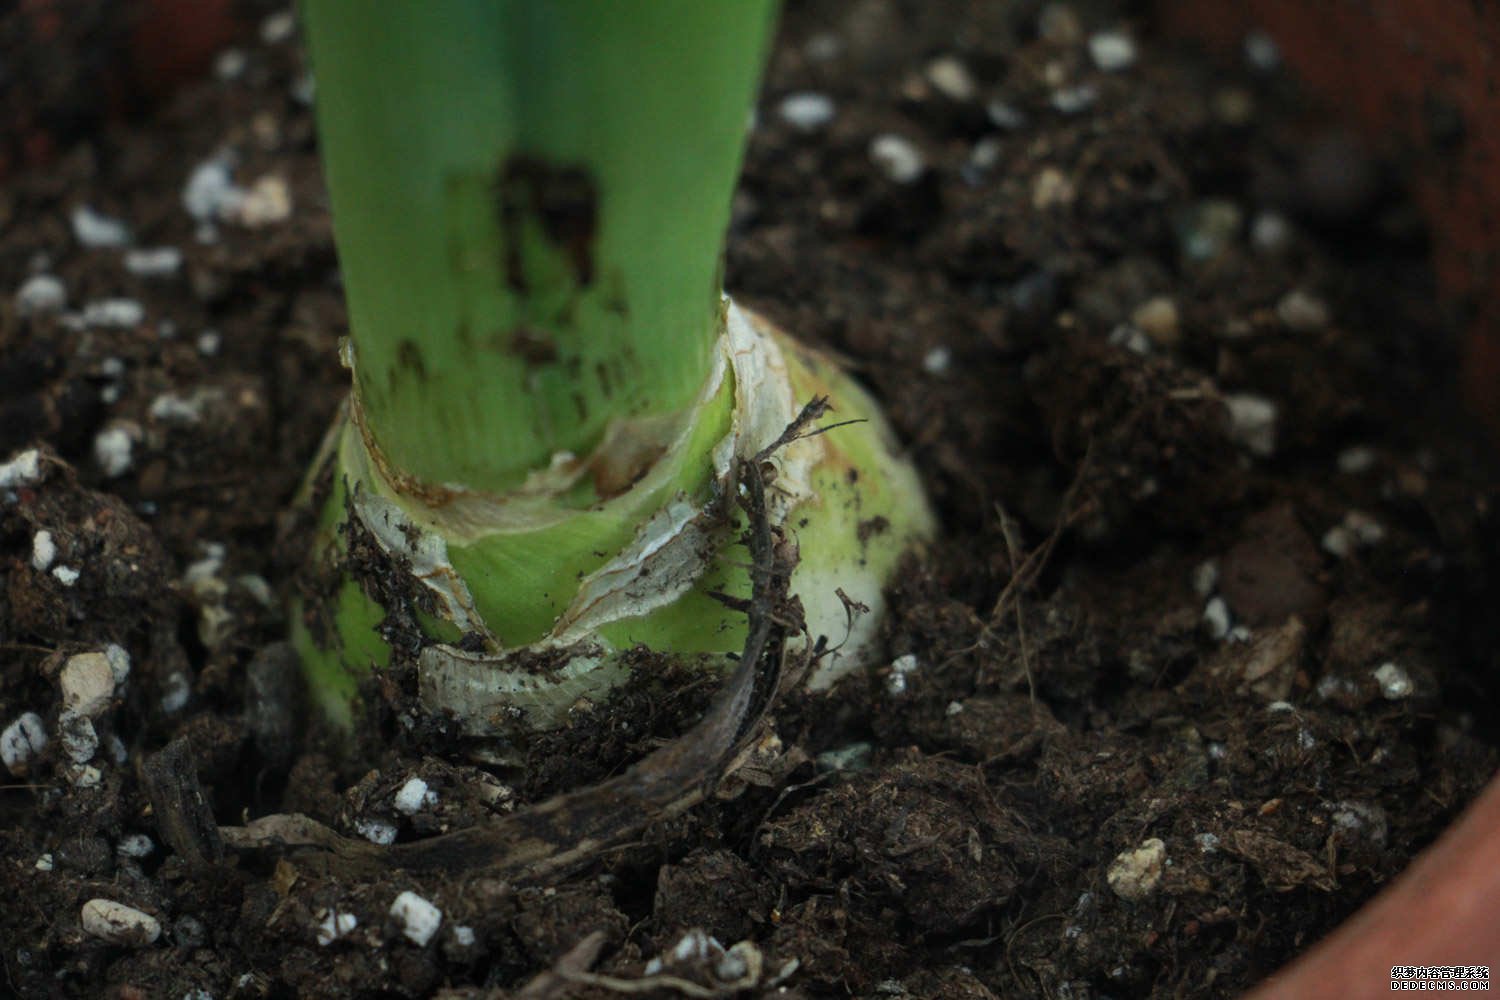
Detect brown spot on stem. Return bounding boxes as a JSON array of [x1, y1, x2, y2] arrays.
[[396, 339, 426, 381], [504, 326, 559, 366], [496, 156, 599, 291], [589, 438, 666, 499], [604, 269, 630, 316]]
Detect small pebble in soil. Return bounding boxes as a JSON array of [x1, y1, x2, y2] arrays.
[[719, 944, 763, 983], [1373, 661, 1414, 700], [815, 741, 872, 773], [1321, 526, 1352, 559], [1202, 597, 1232, 640], [804, 32, 841, 62], [60, 652, 116, 718], [57, 710, 98, 764], [124, 246, 183, 278], [869, 134, 925, 184], [777, 92, 835, 132], [214, 48, 247, 80], [105, 733, 128, 765], [1195, 832, 1220, 853], [174, 546, 228, 606], [82, 299, 145, 329], [237, 175, 292, 227], [52, 565, 81, 587], [2, 712, 48, 776], [71, 206, 132, 248], [150, 391, 208, 423], [666, 929, 720, 971], [886, 653, 920, 695], [925, 55, 977, 102], [1108, 324, 1152, 356], [1337, 445, 1377, 474], [1107, 838, 1166, 901], [184, 543, 226, 596], [356, 818, 398, 845], [1224, 393, 1278, 457], [1050, 84, 1097, 115], [394, 777, 437, 815], [315, 909, 357, 947], [968, 137, 1002, 174], [15, 274, 66, 314], [260, 9, 296, 44], [184, 155, 246, 222], [117, 834, 154, 859], [30, 530, 56, 571], [174, 915, 207, 950], [1322, 510, 1385, 558], [922, 346, 952, 374], [1345, 510, 1386, 544], [35, 854, 54, 871], [1330, 801, 1389, 845], [1178, 200, 1243, 261], [1316, 673, 1361, 706], [1088, 31, 1138, 72], [160, 671, 191, 714], [1192, 559, 1218, 597], [94, 425, 136, 478], [1250, 211, 1293, 255], [292, 72, 317, 106], [237, 574, 275, 608], [81, 899, 161, 947], [1032, 166, 1075, 209], [68, 764, 102, 788], [986, 100, 1027, 130], [198, 330, 222, 356], [1131, 296, 1180, 347], [0, 448, 43, 489], [105, 644, 131, 685], [1243, 29, 1282, 73], [390, 891, 442, 947], [1277, 289, 1330, 333]]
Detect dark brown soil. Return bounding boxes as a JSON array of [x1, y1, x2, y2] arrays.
[[4, 2, 1498, 997]]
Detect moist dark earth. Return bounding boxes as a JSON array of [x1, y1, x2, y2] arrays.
[[3, 1, 1499, 997]]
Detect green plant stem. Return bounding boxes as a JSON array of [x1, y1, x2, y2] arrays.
[[302, 0, 777, 495], [295, 1, 937, 735]]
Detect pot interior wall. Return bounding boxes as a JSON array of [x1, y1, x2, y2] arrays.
[[1154, 0, 1500, 439]]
